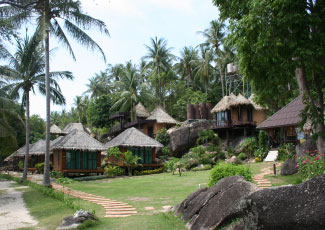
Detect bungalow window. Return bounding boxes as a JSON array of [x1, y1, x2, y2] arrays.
[[129, 147, 152, 164], [247, 108, 253, 121], [66, 151, 97, 170], [88, 152, 97, 170], [216, 111, 228, 126], [238, 107, 242, 121]]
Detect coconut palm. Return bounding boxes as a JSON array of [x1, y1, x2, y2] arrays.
[[198, 20, 226, 96], [111, 62, 153, 121], [0, 33, 73, 182], [194, 47, 215, 94], [9, 0, 110, 186], [175, 46, 199, 88], [84, 75, 107, 98]]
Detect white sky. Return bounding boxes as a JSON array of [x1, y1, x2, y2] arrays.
[[22, 0, 220, 118]]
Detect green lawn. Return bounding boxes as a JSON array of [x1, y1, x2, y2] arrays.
[[63, 171, 210, 230], [21, 187, 74, 230]]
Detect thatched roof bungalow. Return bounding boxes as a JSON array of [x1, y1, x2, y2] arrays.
[[135, 102, 150, 118], [50, 124, 64, 135], [51, 130, 106, 175], [105, 127, 163, 166], [62, 123, 85, 134]]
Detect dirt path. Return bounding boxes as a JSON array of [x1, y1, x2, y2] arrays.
[[253, 163, 283, 189], [0, 180, 38, 230]]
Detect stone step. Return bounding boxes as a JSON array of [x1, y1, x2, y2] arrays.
[[105, 211, 137, 215], [105, 208, 136, 211], [104, 215, 130, 218], [102, 205, 133, 208]]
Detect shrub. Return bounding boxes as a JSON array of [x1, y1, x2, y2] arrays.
[[217, 152, 226, 160], [104, 165, 124, 177], [35, 162, 45, 173], [196, 130, 220, 146], [50, 170, 63, 179], [255, 130, 269, 160], [161, 146, 171, 158], [134, 167, 164, 175], [238, 152, 246, 161], [18, 161, 24, 170], [208, 163, 252, 187], [73, 175, 108, 181], [277, 143, 295, 161], [191, 164, 212, 171], [297, 150, 325, 180], [240, 137, 257, 159], [107, 147, 122, 158], [155, 128, 170, 145], [164, 158, 179, 173], [56, 177, 74, 184]]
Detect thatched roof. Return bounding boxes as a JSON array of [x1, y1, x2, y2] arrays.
[[51, 129, 106, 151], [248, 94, 266, 110], [135, 102, 150, 118], [146, 105, 178, 124], [50, 124, 63, 134], [62, 123, 84, 134], [105, 127, 163, 148], [211, 95, 235, 113], [211, 93, 262, 113]]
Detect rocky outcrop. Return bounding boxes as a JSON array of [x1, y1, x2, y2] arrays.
[[168, 120, 218, 156], [280, 158, 298, 176], [57, 210, 96, 229], [176, 175, 325, 230], [295, 138, 317, 157], [175, 176, 260, 230], [240, 175, 325, 230]]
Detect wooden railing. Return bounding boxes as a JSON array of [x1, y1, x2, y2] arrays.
[[215, 120, 256, 128]]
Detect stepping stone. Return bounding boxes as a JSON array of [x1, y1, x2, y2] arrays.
[[105, 211, 137, 214], [105, 208, 136, 211], [102, 205, 133, 208], [162, 205, 172, 210], [145, 207, 155, 210], [104, 215, 130, 218]]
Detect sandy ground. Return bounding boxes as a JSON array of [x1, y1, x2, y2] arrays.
[[0, 180, 38, 230]]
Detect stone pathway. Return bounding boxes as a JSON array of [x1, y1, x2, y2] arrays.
[[51, 183, 137, 218], [0, 180, 38, 229], [253, 163, 282, 189]]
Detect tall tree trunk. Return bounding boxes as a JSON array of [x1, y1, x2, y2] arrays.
[[295, 66, 325, 155], [21, 90, 30, 182], [43, 1, 51, 187]]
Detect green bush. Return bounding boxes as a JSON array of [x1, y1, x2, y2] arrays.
[[240, 137, 257, 159], [73, 175, 108, 181], [134, 167, 164, 175], [155, 128, 170, 145], [277, 143, 295, 161], [50, 170, 63, 179], [104, 165, 124, 177], [238, 152, 246, 161], [56, 177, 75, 184], [35, 162, 45, 173], [217, 152, 226, 160], [18, 161, 24, 170], [196, 130, 220, 146], [255, 130, 269, 160], [107, 147, 122, 158], [161, 146, 171, 157], [164, 158, 180, 172], [191, 164, 212, 171], [208, 163, 253, 187]]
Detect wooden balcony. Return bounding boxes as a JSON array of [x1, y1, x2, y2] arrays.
[[215, 120, 257, 128]]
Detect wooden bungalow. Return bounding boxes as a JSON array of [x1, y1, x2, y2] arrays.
[[211, 93, 267, 144], [257, 95, 309, 146], [51, 130, 106, 176], [105, 127, 164, 168], [141, 105, 178, 138]]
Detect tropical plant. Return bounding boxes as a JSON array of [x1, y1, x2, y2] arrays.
[[123, 150, 141, 176], [155, 128, 170, 145], [175, 46, 198, 88], [240, 137, 257, 159], [0, 33, 72, 182], [196, 130, 220, 146]]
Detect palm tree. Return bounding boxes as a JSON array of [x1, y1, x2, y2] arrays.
[[194, 47, 215, 94], [84, 75, 107, 98], [144, 37, 174, 107], [9, 0, 110, 187], [111, 62, 153, 121], [198, 20, 226, 96], [0, 33, 73, 182], [175, 46, 199, 88]]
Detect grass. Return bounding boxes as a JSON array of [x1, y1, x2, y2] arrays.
[[22, 187, 74, 230], [62, 170, 210, 230], [264, 173, 303, 186], [246, 161, 274, 175]]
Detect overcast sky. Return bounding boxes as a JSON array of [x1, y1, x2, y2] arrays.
[[23, 0, 219, 118]]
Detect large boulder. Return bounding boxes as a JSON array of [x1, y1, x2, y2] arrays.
[[295, 138, 317, 158], [57, 210, 96, 229], [280, 158, 298, 176], [168, 120, 218, 156], [175, 176, 260, 230], [240, 175, 325, 230]]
